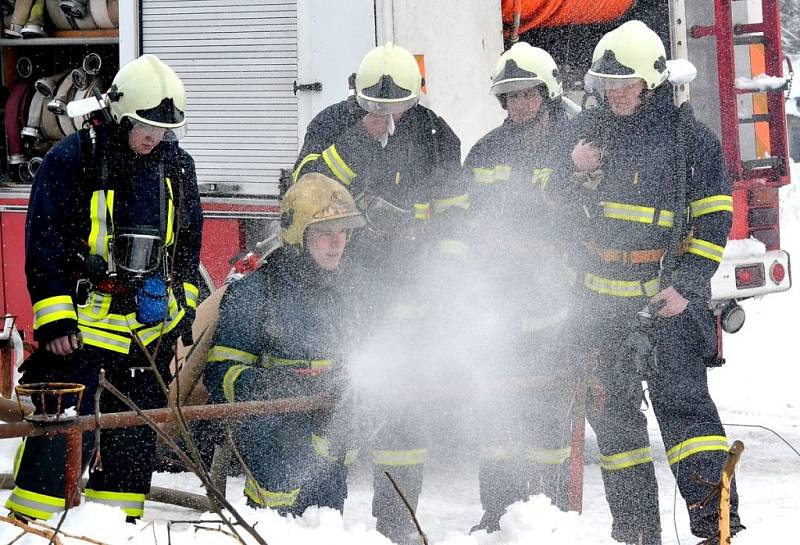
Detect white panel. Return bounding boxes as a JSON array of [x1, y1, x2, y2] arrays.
[[296, 0, 375, 141], [385, 0, 505, 156], [141, 0, 299, 197]]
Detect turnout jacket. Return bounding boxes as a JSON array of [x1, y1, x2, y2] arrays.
[[292, 99, 468, 277], [563, 85, 732, 304], [204, 247, 357, 404], [463, 112, 574, 337], [25, 125, 203, 351]]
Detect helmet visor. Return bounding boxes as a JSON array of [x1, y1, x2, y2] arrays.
[[491, 79, 545, 96], [356, 94, 418, 115], [311, 213, 367, 232], [131, 119, 188, 141], [584, 73, 645, 94]]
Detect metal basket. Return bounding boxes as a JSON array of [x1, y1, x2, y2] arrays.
[[14, 382, 85, 424]]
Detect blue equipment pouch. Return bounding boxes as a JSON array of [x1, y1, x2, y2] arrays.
[[136, 278, 168, 325]]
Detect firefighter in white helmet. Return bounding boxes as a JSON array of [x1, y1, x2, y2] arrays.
[[463, 42, 577, 533], [564, 20, 740, 545], [8, 54, 202, 522], [204, 173, 365, 515], [293, 43, 468, 544]]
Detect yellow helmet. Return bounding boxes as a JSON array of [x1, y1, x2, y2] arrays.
[[281, 173, 366, 247], [585, 20, 669, 92], [355, 42, 421, 115], [109, 54, 187, 138], [491, 43, 562, 100]]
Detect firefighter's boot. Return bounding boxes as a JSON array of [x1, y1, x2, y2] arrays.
[[611, 527, 662, 545], [472, 459, 527, 534], [373, 465, 422, 544], [469, 509, 503, 534]]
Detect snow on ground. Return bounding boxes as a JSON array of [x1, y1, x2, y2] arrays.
[[1, 177, 799, 545]]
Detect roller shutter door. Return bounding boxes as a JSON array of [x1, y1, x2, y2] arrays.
[[141, 0, 298, 197]]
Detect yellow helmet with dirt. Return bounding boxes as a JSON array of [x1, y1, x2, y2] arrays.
[[281, 174, 366, 247]]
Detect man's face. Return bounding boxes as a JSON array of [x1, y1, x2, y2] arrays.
[[505, 87, 544, 124], [128, 121, 166, 155], [305, 226, 348, 271], [605, 79, 646, 116]]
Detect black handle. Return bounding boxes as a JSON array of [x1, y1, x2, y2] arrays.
[[293, 81, 322, 95]]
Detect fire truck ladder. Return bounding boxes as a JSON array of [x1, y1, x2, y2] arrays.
[[691, 0, 790, 249]]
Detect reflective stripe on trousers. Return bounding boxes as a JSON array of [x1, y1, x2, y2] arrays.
[[667, 435, 729, 466], [5, 486, 65, 520], [371, 448, 428, 466], [85, 488, 146, 518], [244, 477, 300, 508], [312, 433, 359, 466], [599, 446, 654, 471], [480, 445, 572, 465]]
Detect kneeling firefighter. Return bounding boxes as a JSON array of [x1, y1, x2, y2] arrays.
[[203, 173, 366, 515], [7, 54, 202, 521], [564, 21, 741, 545], [293, 43, 468, 544], [463, 43, 577, 533]]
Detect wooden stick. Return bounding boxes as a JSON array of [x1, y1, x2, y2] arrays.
[[384, 471, 428, 545], [0, 515, 64, 545], [719, 440, 745, 545]]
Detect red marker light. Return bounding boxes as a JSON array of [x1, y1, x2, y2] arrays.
[[769, 262, 786, 284], [735, 264, 765, 289]]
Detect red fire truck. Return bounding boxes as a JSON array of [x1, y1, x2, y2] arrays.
[[0, 0, 792, 356]]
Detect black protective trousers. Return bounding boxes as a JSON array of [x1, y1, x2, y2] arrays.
[[584, 303, 740, 544], [9, 337, 176, 520], [475, 337, 575, 523]]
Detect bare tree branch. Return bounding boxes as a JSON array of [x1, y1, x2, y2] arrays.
[[383, 471, 428, 545], [99, 376, 264, 545]]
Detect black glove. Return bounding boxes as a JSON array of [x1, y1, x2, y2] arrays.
[[179, 309, 196, 346], [246, 367, 310, 401], [18, 348, 79, 385]]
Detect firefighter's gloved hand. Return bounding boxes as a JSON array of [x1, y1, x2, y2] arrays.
[[247, 367, 312, 400], [180, 329, 194, 347], [571, 139, 603, 173], [650, 286, 689, 317], [572, 169, 604, 191], [179, 309, 196, 347], [314, 367, 350, 398], [45, 331, 83, 356]]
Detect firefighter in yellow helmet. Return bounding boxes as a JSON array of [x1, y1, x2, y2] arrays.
[[292, 43, 467, 544], [463, 42, 577, 533], [204, 173, 366, 515], [564, 20, 740, 544], [8, 54, 202, 521]]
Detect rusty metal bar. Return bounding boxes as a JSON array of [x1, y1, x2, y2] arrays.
[[0, 395, 333, 440], [568, 402, 586, 512], [64, 426, 82, 509]]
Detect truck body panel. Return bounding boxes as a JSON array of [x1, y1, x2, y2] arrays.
[[0, 0, 792, 344]]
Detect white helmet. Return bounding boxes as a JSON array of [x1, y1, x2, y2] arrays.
[[355, 43, 421, 115], [491, 43, 562, 102], [109, 54, 187, 139], [585, 20, 669, 93]]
